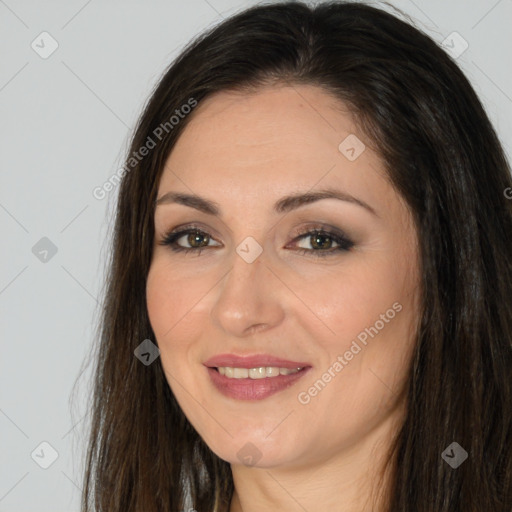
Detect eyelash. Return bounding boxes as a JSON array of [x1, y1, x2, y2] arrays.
[[158, 223, 354, 258]]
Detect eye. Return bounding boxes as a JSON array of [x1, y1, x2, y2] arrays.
[[158, 223, 354, 258], [158, 224, 220, 256], [289, 225, 354, 258]]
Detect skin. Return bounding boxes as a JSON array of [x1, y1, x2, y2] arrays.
[[146, 84, 422, 512]]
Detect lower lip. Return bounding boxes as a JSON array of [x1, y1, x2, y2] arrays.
[[206, 366, 311, 400]]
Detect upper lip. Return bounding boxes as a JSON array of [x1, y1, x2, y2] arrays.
[[203, 353, 311, 369]]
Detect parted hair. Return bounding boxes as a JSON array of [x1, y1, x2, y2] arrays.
[[78, 2, 512, 511]]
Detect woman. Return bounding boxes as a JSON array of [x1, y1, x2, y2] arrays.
[[80, 1, 512, 511]]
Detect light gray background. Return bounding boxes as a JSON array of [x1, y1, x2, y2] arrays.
[[1, 0, 511, 510]]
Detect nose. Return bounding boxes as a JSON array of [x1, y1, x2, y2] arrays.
[[210, 247, 286, 338]]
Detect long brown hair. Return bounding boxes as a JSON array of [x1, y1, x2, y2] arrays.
[[77, 2, 512, 510]]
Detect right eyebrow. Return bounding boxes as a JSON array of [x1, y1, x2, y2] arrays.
[[155, 187, 378, 218]]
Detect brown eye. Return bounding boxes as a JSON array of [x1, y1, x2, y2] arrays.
[[180, 231, 210, 248], [159, 224, 354, 258], [291, 228, 354, 257], [159, 225, 221, 255], [306, 232, 336, 250]]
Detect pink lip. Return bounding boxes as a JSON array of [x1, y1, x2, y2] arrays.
[[203, 353, 312, 401], [206, 366, 311, 400], [203, 353, 311, 369]]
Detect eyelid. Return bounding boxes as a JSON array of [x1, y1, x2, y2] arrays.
[[160, 221, 350, 243], [162, 222, 223, 240], [159, 221, 354, 257], [288, 224, 354, 252], [289, 222, 350, 240], [157, 223, 221, 252]]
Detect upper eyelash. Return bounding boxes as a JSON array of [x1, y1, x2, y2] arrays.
[[158, 224, 354, 257]]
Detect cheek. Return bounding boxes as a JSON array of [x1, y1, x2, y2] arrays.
[[146, 258, 218, 382], [146, 263, 197, 403], [301, 252, 419, 394], [146, 262, 193, 375], [292, 258, 402, 350], [146, 259, 205, 340], [146, 265, 173, 339]]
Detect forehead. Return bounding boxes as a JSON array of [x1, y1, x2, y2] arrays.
[[158, 85, 389, 214], [168, 84, 360, 163]]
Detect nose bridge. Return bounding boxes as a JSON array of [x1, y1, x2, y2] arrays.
[[210, 242, 285, 336]]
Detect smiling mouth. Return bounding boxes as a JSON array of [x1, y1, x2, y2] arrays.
[[214, 366, 306, 379], [206, 365, 312, 401]]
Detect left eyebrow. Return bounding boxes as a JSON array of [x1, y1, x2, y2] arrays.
[[155, 187, 378, 218]]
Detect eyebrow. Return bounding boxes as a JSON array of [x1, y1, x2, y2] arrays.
[[155, 188, 378, 217]]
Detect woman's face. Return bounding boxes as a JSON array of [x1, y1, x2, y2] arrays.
[[146, 84, 421, 469]]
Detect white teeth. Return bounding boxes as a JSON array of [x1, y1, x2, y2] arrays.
[[249, 367, 266, 379], [266, 367, 280, 377], [216, 366, 304, 379], [233, 368, 249, 378]]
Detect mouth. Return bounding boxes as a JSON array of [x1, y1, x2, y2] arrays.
[[203, 353, 311, 370], [214, 365, 306, 378], [205, 362, 311, 400]]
